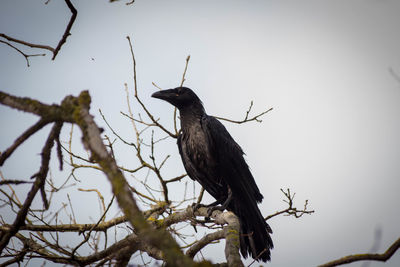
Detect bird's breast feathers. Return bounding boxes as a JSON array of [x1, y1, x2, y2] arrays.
[[182, 126, 215, 166]]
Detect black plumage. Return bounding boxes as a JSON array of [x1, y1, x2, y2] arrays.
[[152, 87, 273, 262]]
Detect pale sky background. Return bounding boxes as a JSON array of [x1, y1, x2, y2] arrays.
[[1, 0, 400, 266]]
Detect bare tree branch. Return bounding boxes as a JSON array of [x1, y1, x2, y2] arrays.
[[0, 216, 126, 233], [318, 237, 400, 267], [215, 102, 273, 124], [0, 180, 32, 186], [0, 33, 54, 53], [174, 55, 191, 134], [265, 188, 314, 221], [0, 0, 77, 64], [186, 230, 225, 258], [219, 212, 244, 267], [0, 39, 45, 67], [52, 0, 77, 60], [126, 36, 178, 138], [0, 122, 62, 253], [0, 242, 29, 266], [0, 118, 49, 166]]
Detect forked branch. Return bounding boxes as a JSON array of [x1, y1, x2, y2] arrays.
[[215, 102, 273, 124], [0, 0, 77, 64], [265, 188, 314, 221]]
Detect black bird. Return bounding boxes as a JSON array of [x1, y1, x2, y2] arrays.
[[152, 87, 273, 262]]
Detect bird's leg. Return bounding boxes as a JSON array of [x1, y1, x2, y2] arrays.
[[192, 198, 224, 211], [191, 202, 205, 211], [206, 187, 233, 218]]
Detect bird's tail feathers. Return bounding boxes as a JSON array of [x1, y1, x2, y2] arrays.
[[232, 199, 273, 262]]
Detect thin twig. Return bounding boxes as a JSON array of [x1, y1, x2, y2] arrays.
[[0, 0, 77, 62], [0, 122, 62, 253], [0, 33, 54, 52], [0, 40, 45, 67], [0, 118, 49, 166], [215, 105, 273, 124], [0, 180, 32, 186], [99, 109, 137, 148], [174, 55, 191, 134], [165, 174, 187, 184], [126, 36, 178, 138], [78, 188, 106, 215], [195, 187, 205, 207], [180, 55, 191, 87], [52, 0, 77, 60], [265, 188, 314, 221], [71, 196, 115, 256]]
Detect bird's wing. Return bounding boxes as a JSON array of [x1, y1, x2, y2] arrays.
[[177, 133, 223, 199], [202, 115, 273, 261], [201, 115, 264, 203]]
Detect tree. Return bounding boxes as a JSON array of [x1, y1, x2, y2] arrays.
[[1, 1, 399, 266]]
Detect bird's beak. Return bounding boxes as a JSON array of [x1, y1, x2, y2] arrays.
[[151, 89, 176, 102]]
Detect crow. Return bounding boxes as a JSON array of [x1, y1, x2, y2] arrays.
[[152, 87, 273, 262]]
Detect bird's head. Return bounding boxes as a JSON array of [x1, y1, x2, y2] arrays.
[[151, 87, 203, 110]]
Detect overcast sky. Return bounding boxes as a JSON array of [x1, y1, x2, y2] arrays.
[[1, 0, 400, 266]]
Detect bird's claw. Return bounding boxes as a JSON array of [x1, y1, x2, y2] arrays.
[[206, 205, 225, 218], [192, 202, 205, 212]]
